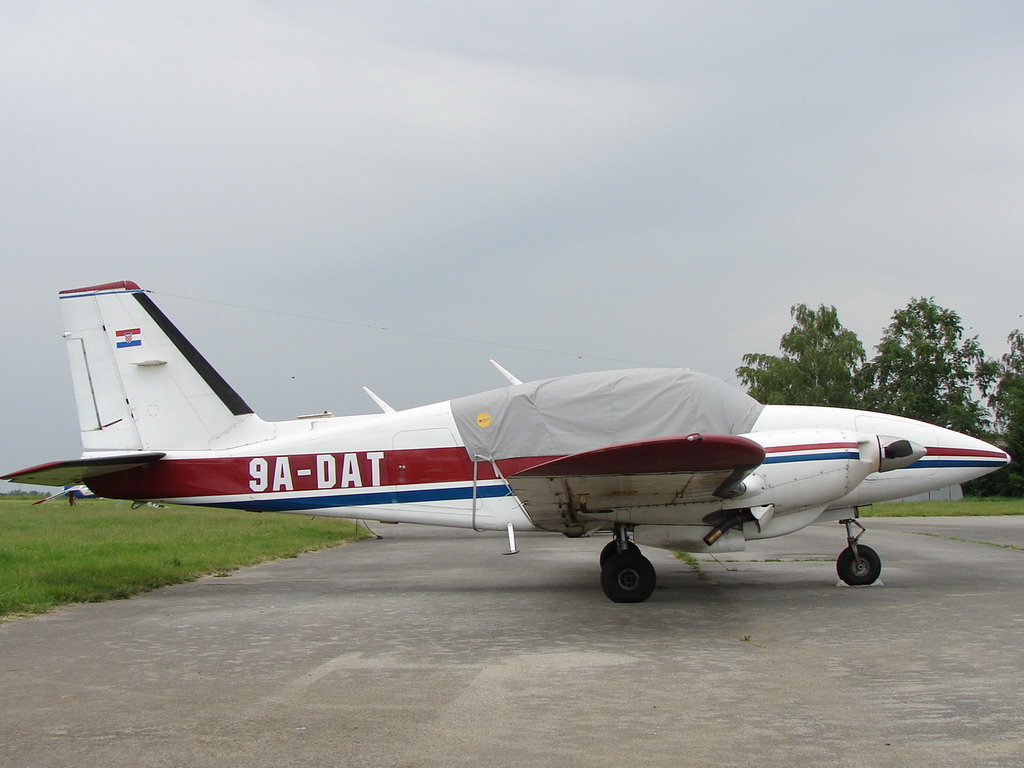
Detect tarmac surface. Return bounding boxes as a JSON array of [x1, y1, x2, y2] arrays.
[[1, 516, 1022, 768]]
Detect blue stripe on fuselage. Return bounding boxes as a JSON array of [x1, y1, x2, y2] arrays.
[[763, 451, 860, 464], [196, 483, 512, 513], [908, 458, 1008, 469], [765, 453, 1004, 470]]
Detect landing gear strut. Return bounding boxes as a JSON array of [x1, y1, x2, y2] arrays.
[[600, 524, 656, 603], [836, 518, 882, 586]]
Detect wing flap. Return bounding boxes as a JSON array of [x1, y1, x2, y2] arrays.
[[2, 453, 166, 487], [507, 434, 764, 524]]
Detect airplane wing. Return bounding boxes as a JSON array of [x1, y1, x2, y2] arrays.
[[507, 434, 765, 521], [2, 453, 166, 487]]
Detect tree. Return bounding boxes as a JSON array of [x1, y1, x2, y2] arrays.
[[736, 304, 866, 407], [859, 297, 996, 436], [982, 329, 1024, 495]]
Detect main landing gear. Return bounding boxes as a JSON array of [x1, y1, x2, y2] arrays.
[[836, 518, 882, 586], [600, 525, 656, 603], [598, 519, 881, 601]]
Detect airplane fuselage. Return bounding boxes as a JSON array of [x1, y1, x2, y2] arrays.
[[84, 397, 1007, 552]]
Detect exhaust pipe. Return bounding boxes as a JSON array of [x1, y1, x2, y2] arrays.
[[703, 510, 746, 546]]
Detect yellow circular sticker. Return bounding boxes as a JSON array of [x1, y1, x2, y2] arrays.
[[476, 413, 492, 428]]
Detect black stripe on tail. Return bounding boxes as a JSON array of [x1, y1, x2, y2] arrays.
[[133, 292, 254, 416]]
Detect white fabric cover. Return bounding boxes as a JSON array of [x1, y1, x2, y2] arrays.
[[450, 369, 763, 461]]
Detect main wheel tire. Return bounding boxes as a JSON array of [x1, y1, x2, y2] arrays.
[[599, 539, 639, 568], [836, 544, 881, 586], [600, 551, 657, 603]]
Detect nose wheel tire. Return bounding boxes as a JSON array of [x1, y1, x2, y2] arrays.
[[836, 544, 881, 586], [600, 550, 657, 603]]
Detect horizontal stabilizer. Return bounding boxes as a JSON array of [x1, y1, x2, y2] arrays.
[[2, 452, 166, 487]]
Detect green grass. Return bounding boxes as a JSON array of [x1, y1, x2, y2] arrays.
[[864, 497, 1024, 517], [0, 497, 366, 619], [674, 551, 710, 580]]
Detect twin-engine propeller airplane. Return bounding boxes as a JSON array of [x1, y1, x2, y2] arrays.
[[3, 282, 1011, 602]]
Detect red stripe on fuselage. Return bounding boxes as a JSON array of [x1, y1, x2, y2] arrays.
[[923, 446, 1008, 459], [764, 442, 859, 454], [86, 448, 560, 500]]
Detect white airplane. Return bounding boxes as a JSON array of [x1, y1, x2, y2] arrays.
[[3, 281, 1011, 602], [32, 484, 96, 505]]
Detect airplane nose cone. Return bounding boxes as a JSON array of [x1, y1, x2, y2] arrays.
[[919, 424, 1011, 483], [957, 433, 1011, 473]]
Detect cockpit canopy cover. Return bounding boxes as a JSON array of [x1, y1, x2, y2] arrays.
[[450, 368, 764, 461]]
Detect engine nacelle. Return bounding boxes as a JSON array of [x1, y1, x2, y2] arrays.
[[734, 429, 887, 511]]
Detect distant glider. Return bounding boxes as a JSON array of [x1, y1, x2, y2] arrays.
[[3, 282, 1010, 601], [32, 484, 95, 505]]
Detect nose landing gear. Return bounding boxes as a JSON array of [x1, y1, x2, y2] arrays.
[[836, 518, 882, 586]]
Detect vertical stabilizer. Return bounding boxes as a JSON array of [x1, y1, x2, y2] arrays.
[[59, 281, 273, 451]]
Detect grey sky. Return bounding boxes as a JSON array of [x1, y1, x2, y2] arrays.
[[3, 1, 1023, 487]]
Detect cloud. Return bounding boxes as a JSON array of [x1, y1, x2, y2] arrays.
[[2, 1, 1023, 485]]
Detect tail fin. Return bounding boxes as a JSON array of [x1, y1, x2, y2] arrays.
[[59, 281, 273, 451]]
